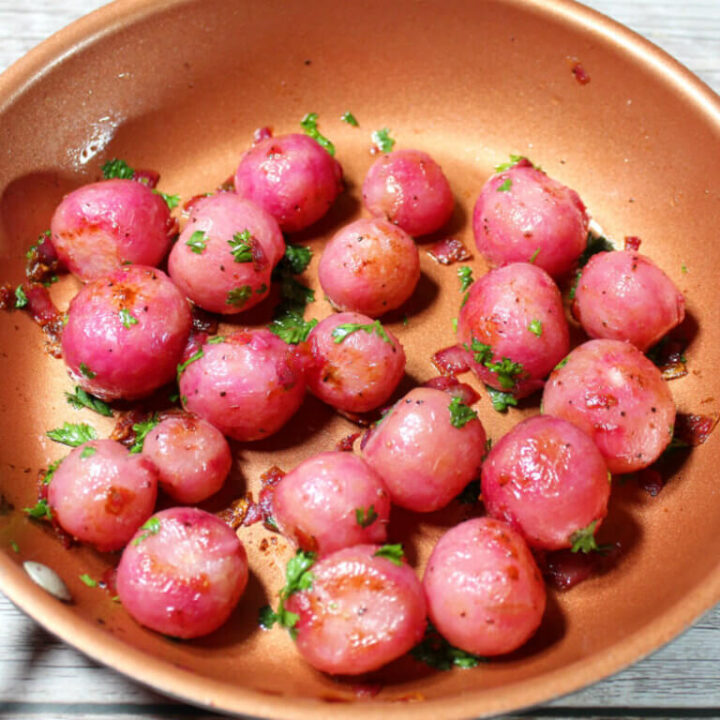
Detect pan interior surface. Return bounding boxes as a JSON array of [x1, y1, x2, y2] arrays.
[[0, 0, 718, 717]]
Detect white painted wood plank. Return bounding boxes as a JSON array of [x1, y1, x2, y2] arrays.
[[0, 0, 718, 716]]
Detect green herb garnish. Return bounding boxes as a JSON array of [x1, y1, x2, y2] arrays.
[[341, 111, 359, 126], [467, 338, 524, 390], [177, 349, 204, 379], [129, 414, 160, 454], [487, 386, 518, 413], [497, 178, 512, 192], [528, 319, 542, 337], [24, 499, 52, 520], [456, 479, 481, 505], [570, 520, 601, 553], [300, 112, 335, 155], [373, 543, 405, 566], [457, 266, 474, 292], [79, 362, 96, 379], [101, 158, 134, 180], [331, 320, 391, 345], [47, 422, 97, 447], [259, 550, 317, 636], [529, 248, 540, 264], [119, 308, 139, 328], [132, 516, 162, 545], [281, 244, 313, 275], [80, 446, 97, 459], [79, 573, 98, 587], [411, 621, 486, 670], [152, 190, 181, 209], [448, 396, 478, 428], [14, 285, 28, 309], [355, 505, 378, 528], [65, 387, 113, 417], [229, 230, 253, 263], [42, 458, 62, 485], [186, 230, 207, 254], [371, 127, 395, 153], [226, 285, 253, 307]]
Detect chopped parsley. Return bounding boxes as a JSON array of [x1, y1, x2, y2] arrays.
[[226, 285, 253, 307], [207, 335, 226, 344], [24, 498, 52, 520], [681, 263, 688, 274], [176, 349, 204, 379], [355, 505, 378, 528], [133, 516, 162, 545], [14, 285, 28, 309], [411, 621, 486, 670], [65, 387, 113, 417], [457, 266, 474, 292], [448, 396, 478, 428], [570, 520, 601, 553], [467, 338, 524, 390], [258, 550, 317, 637], [300, 112, 335, 155], [569, 233, 614, 299], [47, 422, 98, 447], [372, 127, 395, 153], [373, 543, 405, 566], [79, 362, 96, 379], [554, 357, 569, 371], [497, 178, 512, 192], [228, 230, 253, 263], [129, 414, 160, 454], [268, 244, 316, 344], [79, 573, 98, 587], [487, 386, 518, 413], [101, 158, 134, 180], [528, 319, 543, 337], [452, 317, 458, 333], [42, 458, 62, 485], [80, 446, 97, 459], [494, 154, 527, 172], [529, 248, 540, 264], [341, 111, 359, 126], [281, 244, 313, 275], [331, 320, 391, 345], [10, 541, 19, 553], [186, 230, 207, 254], [119, 308, 139, 328], [152, 190, 181, 209]]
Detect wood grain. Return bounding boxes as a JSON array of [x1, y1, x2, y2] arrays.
[[0, 0, 718, 717]]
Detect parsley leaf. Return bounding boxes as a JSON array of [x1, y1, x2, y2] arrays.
[[42, 458, 62, 485], [554, 357, 569, 371], [570, 520, 601, 553], [457, 266, 474, 292], [186, 230, 207, 254], [132, 516, 162, 545], [528, 319, 543, 337], [177, 349, 204, 379], [529, 248, 540, 264], [497, 178, 512, 192], [80, 446, 97, 459], [101, 158, 134, 180], [372, 127, 395, 153], [65, 387, 113, 417], [24, 499, 52, 520], [569, 233, 615, 299], [281, 244, 313, 275], [226, 285, 252, 307], [373, 543, 405, 566], [129, 414, 160, 454], [152, 190, 181, 209], [355, 505, 378, 528], [341, 111, 359, 126], [228, 230, 253, 263], [268, 310, 317, 344], [487, 386, 518, 413], [331, 320, 391, 345], [260, 550, 317, 636], [300, 112, 335, 155], [79, 362, 96, 379], [467, 338, 524, 390], [493, 154, 526, 172], [14, 285, 28, 309], [448, 396, 478, 428], [207, 335, 226, 344], [79, 573, 98, 587], [47, 422, 97, 447], [119, 308, 139, 328], [10, 541, 19, 553], [411, 621, 486, 671]]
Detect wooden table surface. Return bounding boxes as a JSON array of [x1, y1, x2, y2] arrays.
[[0, 1, 718, 718]]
